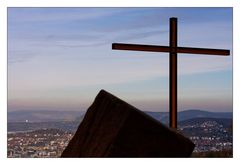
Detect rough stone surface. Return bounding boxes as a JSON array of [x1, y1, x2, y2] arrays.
[[61, 90, 195, 157]]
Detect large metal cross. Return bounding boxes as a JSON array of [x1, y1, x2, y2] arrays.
[[112, 17, 230, 129]]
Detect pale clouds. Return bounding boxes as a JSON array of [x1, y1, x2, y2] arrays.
[[8, 8, 232, 112]]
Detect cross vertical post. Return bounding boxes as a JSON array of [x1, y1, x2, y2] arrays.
[[169, 17, 178, 129]]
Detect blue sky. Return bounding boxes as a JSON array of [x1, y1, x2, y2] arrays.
[[8, 8, 232, 112]]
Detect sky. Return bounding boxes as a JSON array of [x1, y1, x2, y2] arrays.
[[8, 7, 233, 112]]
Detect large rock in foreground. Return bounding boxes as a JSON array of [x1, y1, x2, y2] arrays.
[[61, 90, 195, 157]]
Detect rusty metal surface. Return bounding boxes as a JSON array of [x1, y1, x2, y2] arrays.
[[169, 17, 178, 129], [112, 43, 230, 56]]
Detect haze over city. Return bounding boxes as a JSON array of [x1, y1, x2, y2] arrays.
[[8, 8, 232, 112]]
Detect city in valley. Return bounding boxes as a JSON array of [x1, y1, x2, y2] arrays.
[[8, 129, 72, 158], [7, 110, 233, 158]]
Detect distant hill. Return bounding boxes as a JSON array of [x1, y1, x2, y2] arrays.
[[7, 117, 233, 134], [8, 121, 80, 133], [8, 110, 86, 122], [8, 109, 232, 123], [179, 117, 232, 128], [178, 117, 232, 140], [7, 110, 232, 133], [145, 109, 232, 124]]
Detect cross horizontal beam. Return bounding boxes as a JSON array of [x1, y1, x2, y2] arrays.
[[112, 43, 230, 56]]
